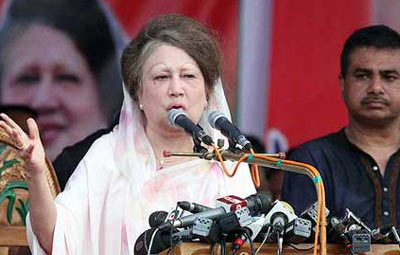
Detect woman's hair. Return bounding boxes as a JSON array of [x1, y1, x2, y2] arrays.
[[121, 13, 222, 102], [0, 0, 123, 124]]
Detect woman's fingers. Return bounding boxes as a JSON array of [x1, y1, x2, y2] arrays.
[[0, 120, 14, 135], [0, 114, 36, 154], [14, 129, 32, 151], [0, 113, 25, 134], [0, 113, 26, 141], [27, 118, 40, 141], [0, 114, 46, 176]]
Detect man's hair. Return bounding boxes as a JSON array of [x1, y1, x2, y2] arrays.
[[121, 13, 222, 102], [340, 25, 400, 78], [0, 0, 123, 124]]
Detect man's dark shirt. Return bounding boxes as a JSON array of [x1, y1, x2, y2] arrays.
[[281, 129, 400, 229]]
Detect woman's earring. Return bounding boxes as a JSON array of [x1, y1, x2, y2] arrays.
[[139, 104, 144, 110]]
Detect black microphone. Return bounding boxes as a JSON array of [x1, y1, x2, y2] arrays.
[[371, 225, 392, 241], [167, 109, 213, 145], [245, 192, 274, 216], [177, 201, 212, 213], [371, 225, 400, 245], [134, 227, 172, 255], [148, 211, 169, 228], [208, 111, 252, 149], [158, 193, 273, 231]]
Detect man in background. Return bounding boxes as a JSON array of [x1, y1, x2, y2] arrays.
[[282, 25, 400, 230]]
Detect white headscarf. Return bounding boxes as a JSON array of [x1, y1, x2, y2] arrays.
[[114, 78, 232, 197]]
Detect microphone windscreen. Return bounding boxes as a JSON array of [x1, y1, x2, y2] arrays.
[[208, 111, 225, 129], [167, 109, 186, 128], [134, 227, 171, 255], [149, 211, 168, 228], [246, 192, 273, 215]]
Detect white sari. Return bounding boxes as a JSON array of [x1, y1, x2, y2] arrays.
[[27, 80, 256, 255]]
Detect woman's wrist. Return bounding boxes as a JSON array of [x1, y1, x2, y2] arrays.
[[26, 166, 48, 185]]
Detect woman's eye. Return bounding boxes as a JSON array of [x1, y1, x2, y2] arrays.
[[183, 74, 195, 79], [15, 74, 40, 85], [155, 75, 169, 80]]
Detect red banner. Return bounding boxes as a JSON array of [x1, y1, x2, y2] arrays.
[[266, 0, 371, 152]]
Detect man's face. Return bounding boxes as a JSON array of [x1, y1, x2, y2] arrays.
[[341, 47, 400, 125]]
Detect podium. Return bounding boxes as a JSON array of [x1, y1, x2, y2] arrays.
[[165, 242, 400, 255]]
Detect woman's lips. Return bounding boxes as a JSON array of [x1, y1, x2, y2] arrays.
[[167, 103, 186, 111]]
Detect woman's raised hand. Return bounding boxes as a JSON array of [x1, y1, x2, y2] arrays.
[[0, 113, 47, 178]]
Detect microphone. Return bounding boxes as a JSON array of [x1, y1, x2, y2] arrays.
[[371, 225, 400, 246], [167, 109, 213, 145], [134, 227, 173, 255], [329, 209, 372, 253], [177, 201, 212, 213], [300, 201, 330, 240], [158, 193, 273, 231], [263, 200, 297, 246], [260, 200, 297, 254], [208, 111, 252, 150], [265, 201, 297, 230], [135, 208, 190, 255], [148, 211, 169, 228], [283, 217, 312, 244], [371, 225, 392, 241], [148, 208, 184, 228], [135, 217, 222, 255]]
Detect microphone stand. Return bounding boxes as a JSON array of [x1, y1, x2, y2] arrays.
[[165, 149, 314, 179]]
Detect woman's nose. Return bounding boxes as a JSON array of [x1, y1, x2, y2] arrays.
[[168, 76, 185, 97]]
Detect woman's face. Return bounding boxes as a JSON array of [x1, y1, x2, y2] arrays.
[[139, 44, 208, 134], [0, 25, 107, 160]]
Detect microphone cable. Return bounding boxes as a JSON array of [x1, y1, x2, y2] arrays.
[[209, 239, 227, 255], [221, 239, 227, 255], [255, 225, 272, 255], [147, 228, 160, 255], [230, 230, 255, 255], [211, 144, 261, 188]]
